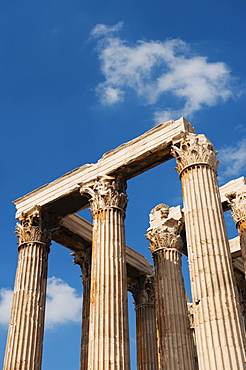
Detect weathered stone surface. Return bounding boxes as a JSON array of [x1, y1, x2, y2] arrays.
[[84, 176, 130, 369], [56, 213, 154, 278], [147, 205, 196, 370], [73, 250, 91, 370], [14, 118, 195, 218], [128, 276, 158, 370], [219, 176, 246, 210], [3, 209, 54, 370], [6, 116, 246, 370], [172, 133, 246, 370], [227, 190, 246, 279]]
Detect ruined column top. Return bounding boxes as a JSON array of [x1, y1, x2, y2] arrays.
[[148, 204, 183, 230]]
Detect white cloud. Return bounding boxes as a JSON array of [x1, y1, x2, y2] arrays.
[[0, 277, 82, 329], [91, 22, 123, 38], [45, 277, 82, 329], [91, 23, 233, 123], [218, 139, 246, 180], [0, 288, 13, 325], [97, 85, 125, 105]]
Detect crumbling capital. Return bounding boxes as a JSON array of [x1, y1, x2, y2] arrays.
[[146, 204, 184, 253]]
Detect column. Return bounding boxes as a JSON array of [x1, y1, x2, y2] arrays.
[[3, 208, 54, 370], [187, 301, 199, 368], [81, 175, 130, 369], [172, 133, 246, 370], [128, 276, 158, 370], [227, 191, 246, 278], [146, 204, 196, 370], [73, 248, 92, 370], [237, 280, 246, 331]]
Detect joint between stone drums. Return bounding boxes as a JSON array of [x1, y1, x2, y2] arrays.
[[178, 162, 217, 179], [18, 241, 51, 253], [135, 302, 155, 311], [151, 247, 182, 255], [92, 206, 126, 217]]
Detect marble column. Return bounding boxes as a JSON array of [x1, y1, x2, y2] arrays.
[[81, 175, 130, 369], [73, 248, 92, 370], [3, 208, 54, 370], [128, 276, 158, 370], [227, 191, 246, 279], [236, 279, 246, 331], [146, 204, 196, 370], [172, 133, 246, 370]]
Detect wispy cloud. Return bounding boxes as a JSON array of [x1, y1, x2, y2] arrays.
[[0, 288, 13, 325], [91, 22, 233, 124], [218, 139, 246, 181], [0, 277, 82, 329]]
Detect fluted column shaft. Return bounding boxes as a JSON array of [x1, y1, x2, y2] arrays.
[[83, 176, 130, 370], [3, 209, 52, 370], [129, 277, 158, 370], [227, 191, 246, 331], [147, 204, 196, 370], [155, 248, 196, 369], [73, 249, 91, 370], [135, 303, 158, 370], [237, 282, 246, 331], [81, 277, 91, 370], [172, 133, 246, 370]]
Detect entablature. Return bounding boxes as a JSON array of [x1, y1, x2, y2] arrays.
[[14, 118, 194, 219]]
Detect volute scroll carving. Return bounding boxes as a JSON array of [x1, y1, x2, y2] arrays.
[[72, 248, 92, 282], [15, 207, 59, 249], [81, 175, 128, 216], [128, 276, 155, 307], [171, 133, 219, 176], [226, 191, 246, 231], [147, 230, 183, 254]]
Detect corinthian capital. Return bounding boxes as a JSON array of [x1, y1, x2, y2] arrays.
[[226, 191, 246, 228], [83, 175, 128, 215], [72, 248, 92, 281], [171, 133, 219, 175], [128, 276, 155, 306], [15, 207, 57, 247], [146, 204, 184, 253]]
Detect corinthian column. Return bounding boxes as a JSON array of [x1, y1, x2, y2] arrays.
[[146, 204, 196, 370], [73, 248, 92, 370], [82, 175, 130, 369], [227, 191, 246, 279], [4, 208, 54, 370], [128, 276, 158, 370], [172, 133, 246, 370]]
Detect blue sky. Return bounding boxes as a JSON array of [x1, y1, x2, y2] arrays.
[[0, 0, 246, 368]]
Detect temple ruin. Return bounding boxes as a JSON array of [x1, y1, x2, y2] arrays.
[[3, 117, 246, 369]]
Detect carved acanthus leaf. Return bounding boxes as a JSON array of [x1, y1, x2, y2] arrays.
[[146, 229, 182, 253], [88, 175, 128, 214], [146, 203, 184, 252], [171, 133, 219, 175], [15, 208, 57, 246], [73, 248, 92, 281], [226, 191, 246, 226], [128, 276, 155, 306]]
